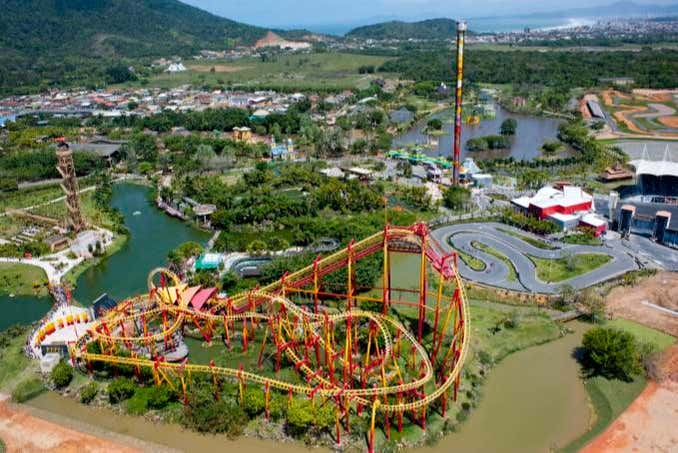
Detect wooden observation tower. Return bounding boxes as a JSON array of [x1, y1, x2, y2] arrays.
[[56, 141, 86, 232]]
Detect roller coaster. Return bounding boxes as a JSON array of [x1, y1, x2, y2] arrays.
[[69, 223, 470, 452]]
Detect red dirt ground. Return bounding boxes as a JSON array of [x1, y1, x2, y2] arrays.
[[0, 397, 139, 453], [581, 345, 678, 453]]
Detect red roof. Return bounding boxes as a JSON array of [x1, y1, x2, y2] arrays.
[[189, 287, 217, 312]]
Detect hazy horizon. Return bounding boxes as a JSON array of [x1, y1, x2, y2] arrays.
[[181, 0, 678, 31]]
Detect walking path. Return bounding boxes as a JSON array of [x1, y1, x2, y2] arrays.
[[431, 222, 638, 294]]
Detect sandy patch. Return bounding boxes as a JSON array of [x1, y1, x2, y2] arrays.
[[0, 399, 139, 453], [605, 272, 678, 336], [581, 346, 678, 453], [190, 64, 251, 73], [659, 116, 678, 128]]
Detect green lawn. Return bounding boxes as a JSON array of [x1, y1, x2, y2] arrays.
[[125, 52, 394, 91], [457, 249, 486, 271], [498, 228, 555, 250], [562, 234, 603, 246], [0, 328, 34, 392], [471, 241, 518, 281], [605, 319, 676, 351], [530, 253, 611, 283], [0, 263, 49, 297]]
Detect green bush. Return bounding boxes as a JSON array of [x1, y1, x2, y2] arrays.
[[108, 377, 136, 404], [11, 378, 45, 402], [582, 327, 641, 381], [51, 361, 73, 388], [268, 392, 287, 420], [125, 385, 173, 414], [314, 402, 335, 431], [286, 398, 314, 436], [80, 382, 98, 404], [242, 387, 265, 416], [182, 384, 248, 437]]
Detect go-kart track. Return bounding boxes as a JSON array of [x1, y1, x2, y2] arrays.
[[433, 223, 639, 294], [58, 224, 469, 453]]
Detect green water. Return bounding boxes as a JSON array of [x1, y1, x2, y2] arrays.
[[422, 321, 592, 453], [0, 183, 209, 330], [72, 183, 210, 305], [0, 294, 52, 331]]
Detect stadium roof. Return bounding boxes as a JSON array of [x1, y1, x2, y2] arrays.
[[631, 159, 678, 178]]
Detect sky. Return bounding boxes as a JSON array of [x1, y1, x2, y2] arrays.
[[181, 0, 678, 28]]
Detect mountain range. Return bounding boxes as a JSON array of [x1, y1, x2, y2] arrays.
[[345, 1, 678, 39]]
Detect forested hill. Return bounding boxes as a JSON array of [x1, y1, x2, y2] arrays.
[[0, 0, 270, 94], [347, 19, 462, 40]]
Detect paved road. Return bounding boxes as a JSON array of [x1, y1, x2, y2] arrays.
[[431, 222, 639, 294]]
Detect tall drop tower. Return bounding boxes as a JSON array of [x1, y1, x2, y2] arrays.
[[452, 21, 467, 185], [56, 141, 86, 233]]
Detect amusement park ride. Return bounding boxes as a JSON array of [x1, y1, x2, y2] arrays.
[[68, 223, 470, 452]]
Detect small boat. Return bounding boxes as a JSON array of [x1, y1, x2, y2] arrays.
[[132, 211, 142, 216], [9, 293, 15, 298]]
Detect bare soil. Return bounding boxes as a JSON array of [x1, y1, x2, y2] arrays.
[[659, 116, 678, 128], [605, 272, 678, 337], [581, 345, 678, 453], [0, 397, 140, 453]]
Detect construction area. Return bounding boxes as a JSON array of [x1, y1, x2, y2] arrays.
[[582, 89, 678, 138]]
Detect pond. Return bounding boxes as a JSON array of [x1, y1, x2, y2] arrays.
[[395, 103, 568, 161], [72, 183, 210, 305], [0, 183, 210, 329], [0, 294, 53, 332]]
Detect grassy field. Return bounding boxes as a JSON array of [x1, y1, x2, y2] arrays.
[[530, 253, 611, 283], [0, 328, 34, 392], [0, 263, 49, 297], [471, 241, 518, 281], [606, 318, 676, 350], [126, 52, 394, 91]]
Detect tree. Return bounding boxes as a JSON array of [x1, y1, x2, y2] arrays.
[[582, 327, 641, 381], [500, 118, 518, 136], [106, 65, 136, 84], [108, 377, 136, 403], [194, 144, 216, 169], [517, 168, 549, 190], [427, 118, 443, 130], [51, 360, 73, 388], [443, 186, 471, 211]]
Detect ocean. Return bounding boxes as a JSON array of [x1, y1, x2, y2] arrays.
[[294, 17, 596, 36]]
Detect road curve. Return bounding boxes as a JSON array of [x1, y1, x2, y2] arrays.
[[431, 222, 638, 294]]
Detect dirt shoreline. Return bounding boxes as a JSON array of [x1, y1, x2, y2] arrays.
[[0, 394, 172, 453], [581, 346, 678, 453]]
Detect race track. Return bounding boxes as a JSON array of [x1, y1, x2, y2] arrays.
[[432, 223, 639, 294]]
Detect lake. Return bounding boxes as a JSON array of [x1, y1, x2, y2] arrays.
[[0, 183, 209, 329], [395, 103, 568, 161]]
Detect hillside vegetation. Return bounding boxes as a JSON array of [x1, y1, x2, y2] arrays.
[[347, 18, 461, 40], [0, 0, 271, 94]]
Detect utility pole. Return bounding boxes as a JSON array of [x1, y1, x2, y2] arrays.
[[452, 21, 467, 186]]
